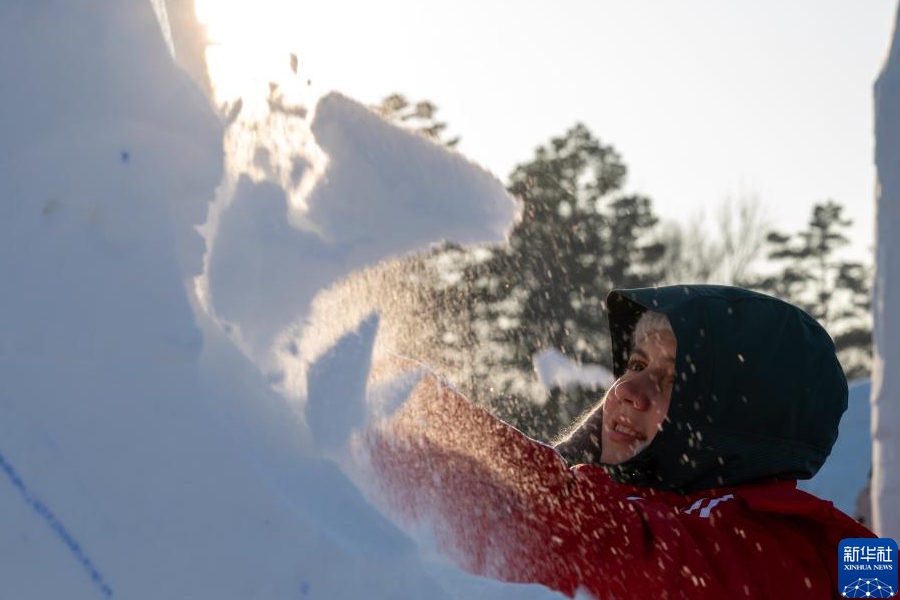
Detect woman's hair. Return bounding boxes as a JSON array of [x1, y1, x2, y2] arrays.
[[633, 310, 673, 349]]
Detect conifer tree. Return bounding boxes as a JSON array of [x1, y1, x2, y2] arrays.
[[753, 200, 872, 378], [375, 101, 669, 436], [437, 124, 666, 436], [375, 93, 460, 146]]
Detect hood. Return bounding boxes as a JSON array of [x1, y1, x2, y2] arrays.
[[603, 285, 847, 494]]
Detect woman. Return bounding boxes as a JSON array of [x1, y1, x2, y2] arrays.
[[366, 285, 874, 599]]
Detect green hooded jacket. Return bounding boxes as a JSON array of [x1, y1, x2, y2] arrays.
[[601, 284, 847, 495]]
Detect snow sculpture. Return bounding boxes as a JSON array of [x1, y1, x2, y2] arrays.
[[872, 0, 900, 540], [0, 2, 538, 598]]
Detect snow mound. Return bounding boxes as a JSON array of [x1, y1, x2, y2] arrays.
[[798, 379, 872, 516], [0, 2, 564, 599], [206, 92, 519, 357]]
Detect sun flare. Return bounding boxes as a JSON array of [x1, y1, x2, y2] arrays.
[[193, 0, 306, 104]]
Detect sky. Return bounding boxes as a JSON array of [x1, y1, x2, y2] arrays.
[[195, 0, 898, 260]]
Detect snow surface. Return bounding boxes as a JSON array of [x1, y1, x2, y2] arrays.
[[0, 2, 566, 599], [798, 380, 871, 516], [872, 0, 900, 540], [206, 91, 519, 360], [0, 2, 879, 598]]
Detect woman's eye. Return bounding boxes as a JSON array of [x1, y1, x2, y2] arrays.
[[627, 358, 645, 371]]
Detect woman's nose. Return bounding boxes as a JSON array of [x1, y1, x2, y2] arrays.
[[612, 376, 651, 411]]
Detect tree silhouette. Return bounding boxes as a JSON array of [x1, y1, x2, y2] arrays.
[[752, 200, 871, 378], [375, 93, 460, 147]]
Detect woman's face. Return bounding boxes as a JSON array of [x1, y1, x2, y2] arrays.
[[600, 329, 676, 464]]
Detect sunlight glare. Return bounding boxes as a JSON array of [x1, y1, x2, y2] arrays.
[[194, 0, 307, 104], [195, 0, 304, 47], [189, 0, 327, 231]]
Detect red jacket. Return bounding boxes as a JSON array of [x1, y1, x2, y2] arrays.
[[367, 376, 874, 599]]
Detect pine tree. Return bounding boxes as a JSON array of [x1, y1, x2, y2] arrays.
[[435, 124, 666, 438], [753, 200, 872, 378], [374, 103, 669, 437], [374, 93, 459, 147]]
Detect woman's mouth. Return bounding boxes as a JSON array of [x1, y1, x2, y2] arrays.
[[611, 420, 646, 442]]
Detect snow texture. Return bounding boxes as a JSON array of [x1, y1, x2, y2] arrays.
[[0, 2, 557, 599], [798, 380, 872, 516], [206, 92, 519, 357], [306, 313, 380, 452], [872, 0, 900, 540]]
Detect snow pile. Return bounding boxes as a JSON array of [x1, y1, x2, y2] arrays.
[[872, 0, 900, 540], [0, 2, 568, 599], [206, 91, 519, 362], [798, 380, 872, 516]]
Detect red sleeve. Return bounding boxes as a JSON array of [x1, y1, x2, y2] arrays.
[[365, 373, 582, 593], [364, 374, 853, 599], [365, 375, 724, 598]]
